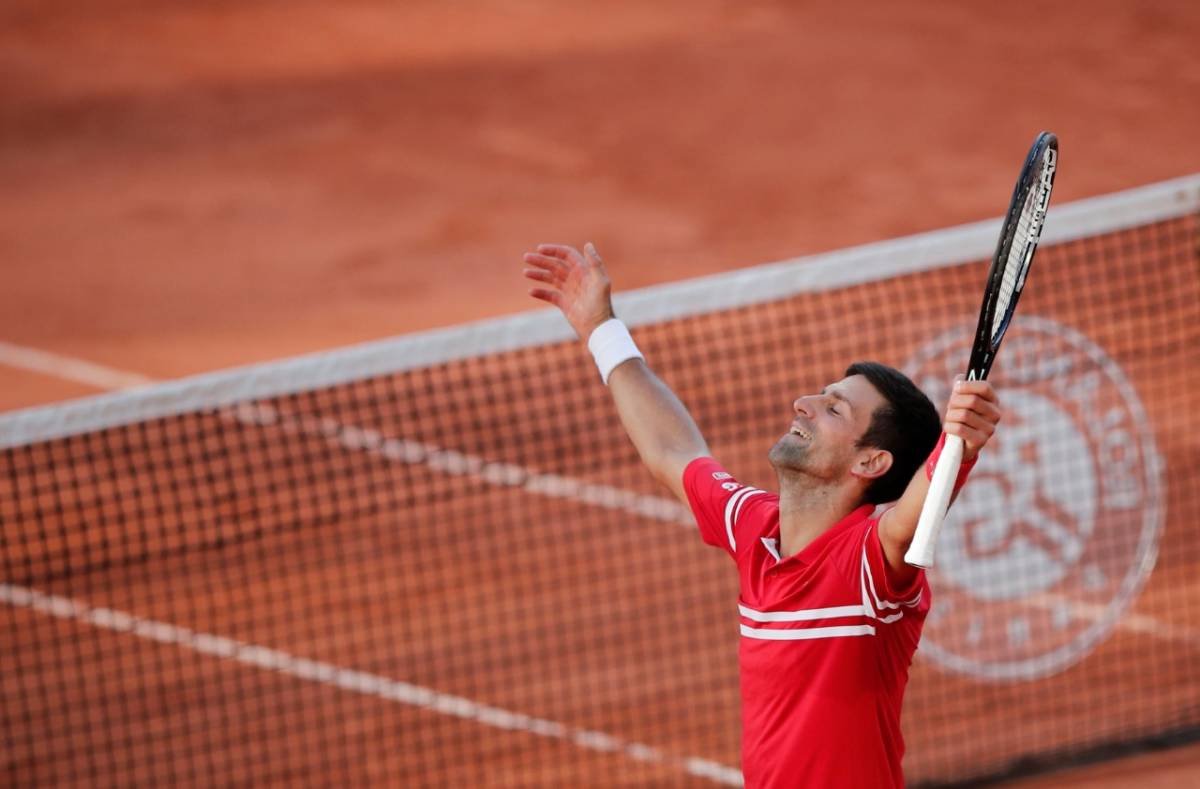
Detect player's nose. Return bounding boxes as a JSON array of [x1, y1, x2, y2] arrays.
[[792, 397, 815, 418]]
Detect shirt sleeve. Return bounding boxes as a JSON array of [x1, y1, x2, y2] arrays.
[[682, 457, 768, 559], [859, 520, 930, 623]]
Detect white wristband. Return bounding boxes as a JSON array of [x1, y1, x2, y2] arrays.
[[587, 318, 644, 384]]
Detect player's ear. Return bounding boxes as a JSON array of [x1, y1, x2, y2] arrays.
[[852, 448, 892, 481]]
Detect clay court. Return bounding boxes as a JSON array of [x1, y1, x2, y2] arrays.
[[3, 1, 1200, 786]]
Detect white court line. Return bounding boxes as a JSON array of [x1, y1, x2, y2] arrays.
[[4, 341, 1196, 784], [2, 347, 730, 780], [230, 402, 692, 527], [240, 403, 1200, 649], [0, 340, 155, 391], [6, 343, 1197, 649], [0, 583, 743, 786]]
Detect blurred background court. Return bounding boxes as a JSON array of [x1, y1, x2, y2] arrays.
[[3, 1, 1200, 786]]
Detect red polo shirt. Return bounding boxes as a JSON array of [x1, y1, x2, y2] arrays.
[[683, 458, 929, 789]]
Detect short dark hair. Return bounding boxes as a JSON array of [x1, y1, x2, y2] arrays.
[[844, 361, 941, 504]]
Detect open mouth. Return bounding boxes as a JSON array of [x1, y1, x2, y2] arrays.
[[789, 425, 813, 440]]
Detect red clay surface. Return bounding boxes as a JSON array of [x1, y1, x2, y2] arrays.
[[3, 0, 1200, 408], [3, 0, 1200, 785]]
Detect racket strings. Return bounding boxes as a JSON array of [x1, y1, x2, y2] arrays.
[[991, 171, 1049, 342]]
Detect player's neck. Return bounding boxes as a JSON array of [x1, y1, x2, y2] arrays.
[[776, 478, 861, 558]]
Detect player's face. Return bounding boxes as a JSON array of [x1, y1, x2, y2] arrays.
[[768, 375, 887, 482]]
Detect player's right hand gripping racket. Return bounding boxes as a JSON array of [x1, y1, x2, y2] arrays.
[[905, 132, 1059, 569]]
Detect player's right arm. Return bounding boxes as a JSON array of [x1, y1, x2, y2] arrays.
[[522, 242, 709, 503]]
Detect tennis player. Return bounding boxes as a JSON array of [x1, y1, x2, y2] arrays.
[[523, 242, 1001, 788]]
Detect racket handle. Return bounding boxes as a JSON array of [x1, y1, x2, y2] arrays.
[[905, 433, 965, 569]]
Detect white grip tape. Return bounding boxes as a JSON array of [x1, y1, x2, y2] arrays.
[[905, 433, 965, 569], [587, 318, 644, 385]]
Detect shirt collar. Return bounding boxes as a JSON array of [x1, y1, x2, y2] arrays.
[[774, 503, 875, 565]]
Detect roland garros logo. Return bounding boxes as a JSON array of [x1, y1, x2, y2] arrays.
[[904, 315, 1164, 681]]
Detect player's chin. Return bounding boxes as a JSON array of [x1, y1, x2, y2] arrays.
[[767, 436, 807, 470]]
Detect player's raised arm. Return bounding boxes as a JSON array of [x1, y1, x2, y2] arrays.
[[878, 379, 1001, 581], [523, 242, 708, 502]]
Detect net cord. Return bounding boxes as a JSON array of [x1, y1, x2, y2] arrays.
[[1, 174, 1197, 450]]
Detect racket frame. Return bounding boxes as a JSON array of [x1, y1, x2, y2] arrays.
[[905, 132, 1059, 569]]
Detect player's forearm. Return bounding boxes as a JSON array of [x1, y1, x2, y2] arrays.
[[880, 452, 967, 567], [882, 470, 932, 550], [878, 468, 935, 583], [520, 242, 708, 496], [606, 358, 709, 500]]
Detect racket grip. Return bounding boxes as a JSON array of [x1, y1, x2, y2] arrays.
[[905, 433, 965, 569]]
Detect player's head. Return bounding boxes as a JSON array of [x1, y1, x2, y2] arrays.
[[768, 361, 941, 505], [843, 362, 942, 503]]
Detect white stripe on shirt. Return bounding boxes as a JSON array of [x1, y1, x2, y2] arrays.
[[860, 530, 922, 622], [738, 603, 867, 622], [739, 623, 876, 640], [722, 487, 763, 552]]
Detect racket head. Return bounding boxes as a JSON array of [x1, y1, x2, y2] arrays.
[[967, 132, 1059, 380]]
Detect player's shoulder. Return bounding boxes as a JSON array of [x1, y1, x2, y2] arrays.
[[845, 507, 882, 544], [734, 485, 780, 522], [681, 457, 779, 557], [682, 456, 727, 485], [684, 458, 776, 501]]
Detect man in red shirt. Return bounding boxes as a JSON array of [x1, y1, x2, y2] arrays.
[[523, 242, 1001, 787]]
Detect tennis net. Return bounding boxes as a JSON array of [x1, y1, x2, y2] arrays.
[[3, 175, 1199, 787]]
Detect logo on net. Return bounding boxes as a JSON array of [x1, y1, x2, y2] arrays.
[[904, 316, 1163, 681]]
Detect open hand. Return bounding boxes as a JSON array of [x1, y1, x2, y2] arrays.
[[523, 243, 616, 340]]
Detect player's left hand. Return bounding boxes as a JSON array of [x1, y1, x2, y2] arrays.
[[944, 378, 1001, 461]]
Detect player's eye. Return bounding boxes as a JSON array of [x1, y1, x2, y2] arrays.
[[827, 405, 840, 416]]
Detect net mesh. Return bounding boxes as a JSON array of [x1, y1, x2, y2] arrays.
[[3, 178, 1199, 787]]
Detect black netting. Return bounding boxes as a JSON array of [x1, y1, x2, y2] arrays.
[[2, 209, 1198, 786]]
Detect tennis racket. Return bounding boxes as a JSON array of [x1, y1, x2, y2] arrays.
[[905, 131, 1059, 569]]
